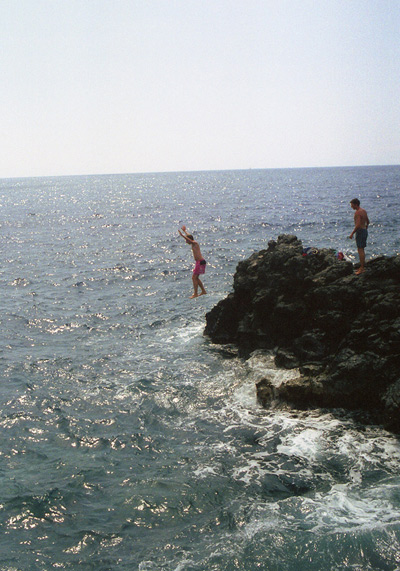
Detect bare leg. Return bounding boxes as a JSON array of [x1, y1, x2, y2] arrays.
[[197, 277, 207, 296], [356, 248, 365, 274], [190, 274, 199, 298], [190, 275, 207, 298]]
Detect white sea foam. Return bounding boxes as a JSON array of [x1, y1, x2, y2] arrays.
[[192, 465, 220, 479], [276, 428, 323, 462], [245, 349, 301, 386], [172, 560, 196, 571], [161, 321, 205, 352], [309, 484, 400, 533], [231, 377, 258, 409]]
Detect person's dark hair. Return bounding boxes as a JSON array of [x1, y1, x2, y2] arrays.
[[187, 234, 194, 241], [350, 198, 360, 206]]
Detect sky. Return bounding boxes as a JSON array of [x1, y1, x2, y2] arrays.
[[1, 0, 399, 178]]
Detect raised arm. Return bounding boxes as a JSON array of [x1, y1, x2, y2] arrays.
[[178, 229, 195, 243]]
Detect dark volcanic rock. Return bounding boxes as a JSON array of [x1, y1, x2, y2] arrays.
[[205, 235, 400, 433]]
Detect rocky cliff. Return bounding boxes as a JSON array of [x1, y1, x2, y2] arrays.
[[204, 235, 400, 433]]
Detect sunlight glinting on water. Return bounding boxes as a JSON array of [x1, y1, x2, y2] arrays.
[[0, 167, 400, 569]]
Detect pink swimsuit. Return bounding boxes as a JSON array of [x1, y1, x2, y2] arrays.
[[193, 259, 206, 275]]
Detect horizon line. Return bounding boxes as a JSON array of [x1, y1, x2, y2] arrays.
[[1, 162, 399, 181]]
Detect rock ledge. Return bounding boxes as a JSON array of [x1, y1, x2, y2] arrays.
[[204, 235, 400, 432]]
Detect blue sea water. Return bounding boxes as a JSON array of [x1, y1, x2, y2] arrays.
[[1, 165, 400, 570]]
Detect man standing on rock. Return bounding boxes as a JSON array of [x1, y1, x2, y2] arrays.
[[349, 198, 370, 275]]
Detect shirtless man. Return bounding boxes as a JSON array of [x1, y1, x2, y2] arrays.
[[349, 198, 370, 275], [178, 226, 207, 298]]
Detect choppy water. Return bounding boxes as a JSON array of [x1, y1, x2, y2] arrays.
[[1, 166, 400, 570]]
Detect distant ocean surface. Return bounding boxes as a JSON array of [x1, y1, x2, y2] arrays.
[[1, 165, 400, 570]]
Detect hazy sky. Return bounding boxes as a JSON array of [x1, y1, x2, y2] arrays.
[[1, 0, 399, 178]]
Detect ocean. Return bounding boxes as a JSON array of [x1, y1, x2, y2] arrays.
[[1, 165, 400, 570]]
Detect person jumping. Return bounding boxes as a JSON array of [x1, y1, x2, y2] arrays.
[[178, 226, 207, 298]]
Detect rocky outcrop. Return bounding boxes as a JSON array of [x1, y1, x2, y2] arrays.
[[204, 235, 400, 432]]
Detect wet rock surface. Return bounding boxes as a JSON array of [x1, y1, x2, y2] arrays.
[[205, 235, 400, 432]]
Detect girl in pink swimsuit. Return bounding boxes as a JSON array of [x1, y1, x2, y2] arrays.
[[178, 227, 207, 298]]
